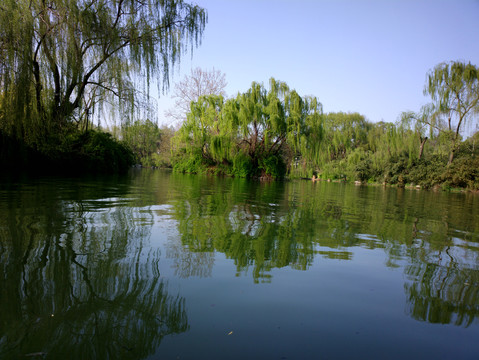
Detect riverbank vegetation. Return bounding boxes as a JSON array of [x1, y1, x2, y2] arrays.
[[168, 61, 479, 190], [0, 1, 477, 189]]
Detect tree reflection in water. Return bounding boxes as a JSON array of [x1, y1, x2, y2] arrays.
[[405, 262, 479, 326], [1, 171, 478, 360], [404, 221, 479, 327], [0, 179, 188, 359], [169, 176, 479, 325]]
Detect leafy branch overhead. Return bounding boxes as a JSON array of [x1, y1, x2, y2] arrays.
[[0, 0, 206, 143]]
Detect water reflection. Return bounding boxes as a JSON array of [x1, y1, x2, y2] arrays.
[[405, 224, 479, 327], [1, 169, 478, 360], [405, 262, 479, 326], [0, 177, 188, 359], [168, 175, 479, 326], [170, 179, 393, 281]]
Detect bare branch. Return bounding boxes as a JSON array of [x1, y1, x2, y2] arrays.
[[165, 67, 227, 124]]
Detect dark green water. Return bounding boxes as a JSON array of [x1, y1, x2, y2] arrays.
[[1, 169, 478, 359]]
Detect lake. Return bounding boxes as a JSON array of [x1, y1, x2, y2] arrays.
[[1, 169, 478, 359]]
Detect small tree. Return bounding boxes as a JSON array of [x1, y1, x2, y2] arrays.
[[400, 104, 432, 160], [165, 67, 227, 125], [424, 61, 479, 164]]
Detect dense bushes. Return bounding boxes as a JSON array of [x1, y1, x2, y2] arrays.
[[258, 155, 287, 179], [304, 141, 478, 190], [118, 120, 174, 168], [0, 129, 134, 176], [172, 150, 211, 175], [62, 130, 134, 174], [231, 153, 253, 178]]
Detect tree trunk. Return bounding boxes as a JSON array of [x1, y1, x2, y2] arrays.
[[418, 136, 427, 160], [448, 121, 463, 165], [32, 60, 44, 119], [448, 149, 455, 165], [448, 137, 457, 165]]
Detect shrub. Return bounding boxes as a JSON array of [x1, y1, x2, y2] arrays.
[[258, 155, 286, 179], [172, 150, 209, 174], [400, 155, 444, 188], [355, 158, 374, 182], [383, 154, 410, 185], [232, 153, 253, 178], [443, 156, 479, 189], [65, 130, 135, 173]]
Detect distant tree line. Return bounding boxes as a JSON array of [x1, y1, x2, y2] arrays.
[[168, 61, 478, 189]]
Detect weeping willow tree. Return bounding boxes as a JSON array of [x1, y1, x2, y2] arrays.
[[173, 94, 227, 166], [305, 112, 370, 179], [0, 0, 206, 154], [424, 61, 479, 164], [287, 94, 323, 177], [360, 121, 416, 181], [173, 78, 323, 178], [400, 105, 434, 161], [234, 79, 290, 173], [229, 79, 323, 178], [322, 112, 369, 160]]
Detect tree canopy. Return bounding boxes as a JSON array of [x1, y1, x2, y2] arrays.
[[424, 61, 479, 163], [0, 0, 207, 150], [173, 78, 323, 179]]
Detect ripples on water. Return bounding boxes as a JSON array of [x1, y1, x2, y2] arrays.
[[0, 169, 478, 359]]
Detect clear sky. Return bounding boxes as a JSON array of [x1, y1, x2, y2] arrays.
[[156, 0, 479, 128]]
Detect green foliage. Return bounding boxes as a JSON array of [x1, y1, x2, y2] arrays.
[[54, 130, 134, 173], [232, 153, 253, 178], [172, 79, 323, 179], [383, 153, 413, 186], [381, 152, 479, 190], [0, 128, 134, 174], [321, 112, 370, 161], [73, 131, 135, 173], [406, 156, 447, 188], [424, 61, 479, 164], [318, 159, 350, 181], [0, 0, 206, 173], [442, 156, 479, 190], [258, 155, 287, 179], [354, 157, 374, 182], [120, 119, 175, 167], [172, 150, 210, 175]]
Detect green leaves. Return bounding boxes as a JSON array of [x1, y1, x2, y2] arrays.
[[423, 61, 479, 163], [173, 78, 323, 178], [0, 0, 207, 149]]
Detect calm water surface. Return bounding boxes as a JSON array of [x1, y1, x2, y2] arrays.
[[1, 169, 478, 359]]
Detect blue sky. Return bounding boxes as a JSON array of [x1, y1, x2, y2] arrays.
[[156, 0, 479, 128]]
